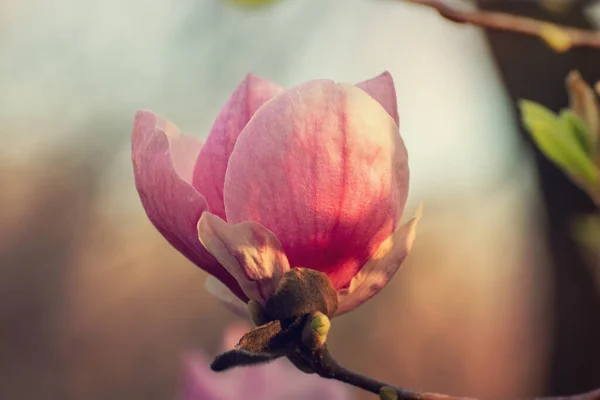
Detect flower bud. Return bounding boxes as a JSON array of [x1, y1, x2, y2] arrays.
[[302, 312, 330, 349], [379, 386, 399, 400]]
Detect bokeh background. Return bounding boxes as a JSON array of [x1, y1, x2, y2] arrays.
[[1, 0, 599, 399]]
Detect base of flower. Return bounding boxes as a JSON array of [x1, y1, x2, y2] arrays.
[[210, 270, 600, 400]]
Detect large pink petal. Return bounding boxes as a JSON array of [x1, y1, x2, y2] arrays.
[[132, 110, 246, 301], [356, 71, 399, 126], [336, 205, 422, 316], [192, 74, 284, 220], [224, 80, 409, 290], [198, 212, 290, 304]]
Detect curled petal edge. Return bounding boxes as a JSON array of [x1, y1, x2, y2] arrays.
[[198, 212, 291, 305], [132, 110, 246, 300], [335, 204, 423, 316]]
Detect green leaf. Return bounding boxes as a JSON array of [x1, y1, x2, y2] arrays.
[[519, 99, 598, 185], [559, 110, 591, 154], [566, 70, 600, 156], [572, 214, 600, 252]]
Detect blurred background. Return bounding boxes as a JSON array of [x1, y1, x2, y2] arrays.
[[1, 0, 599, 399]]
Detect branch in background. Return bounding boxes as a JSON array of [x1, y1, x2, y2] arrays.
[[400, 0, 600, 52]]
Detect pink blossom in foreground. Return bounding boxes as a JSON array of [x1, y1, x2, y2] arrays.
[[132, 72, 420, 316], [179, 323, 351, 400]]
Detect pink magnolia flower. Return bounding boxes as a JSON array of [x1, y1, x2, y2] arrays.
[[132, 72, 420, 316], [179, 323, 351, 400]]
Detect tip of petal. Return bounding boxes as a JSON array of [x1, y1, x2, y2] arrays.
[[356, 71, 399, 126], [242, 72, 272, 88], [377, 70, 393, 79], [134, 109, 158, 125], [405, 202, 424, 251], [244, 72, 260, 81]]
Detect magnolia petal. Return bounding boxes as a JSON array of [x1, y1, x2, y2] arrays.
[[169, 131, 204, 185], [335, 204, 423, 316], [356, 71, 399, 126], [132, 110, 246, 301], [180, 353, 224, 400], [198, 212, 291, 304], [205, 276, 250, 319], [264, 360, 352, 400], [192, 74, 284, 219], [224, 80, 408, 290]]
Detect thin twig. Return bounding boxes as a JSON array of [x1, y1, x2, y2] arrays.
[[400, 0, 600, 51], [306, 345, 600, 400], [305, 345, 422, 399], [213, 290, 600, 400]]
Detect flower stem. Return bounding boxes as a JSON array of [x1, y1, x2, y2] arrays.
[[306, 345, 419, 398], [302, 345, 600, 400]]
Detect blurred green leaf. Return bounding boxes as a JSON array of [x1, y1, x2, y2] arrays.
[[572, 214, 600, 291], [573, 214, 600, 252], [539, 0, 573, 14], [567, 70, 600, 157], [225, 0, 280, 8], [559, 110, 591, 154], [520, 100, 598, 185]]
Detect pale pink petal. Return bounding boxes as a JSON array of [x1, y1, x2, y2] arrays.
[[192, 74, 284, 220], [170, 131, 204, 184], [224, 80, 409, 290], [205, 276, 250, 319], [180, 353, 224, 400], [132, 110, 245, 301], [356, 71, 399, 126], [336, 205, 423, 316], [262, 358, 352, 400], [198, 212, 291, 304]]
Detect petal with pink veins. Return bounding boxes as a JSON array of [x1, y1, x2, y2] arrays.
[[198, 212, 290, 304], [132, 110, 245, 300], [192, 74, 284, 220], [224, 80, 409, 290], [356, 71, 399, 126], [335, 205, 423, 316]]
